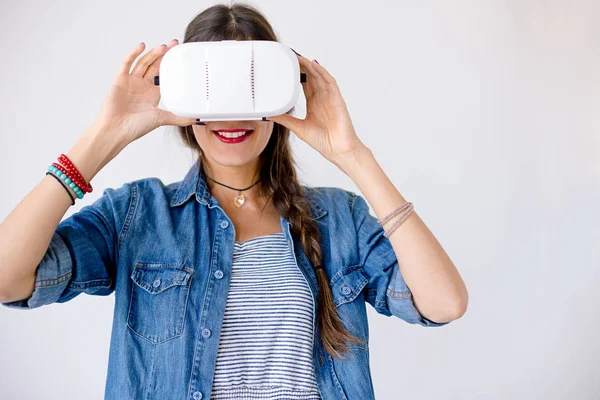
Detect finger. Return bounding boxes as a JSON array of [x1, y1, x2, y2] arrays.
[[131, 44, 168, 77], [268, 113, 305, 136], [119, 42, 146, 75], [145, 39, 179, 82], [298, 55, 328, 98], [290, 51, 322, 100], [309, 59, 337, 87], [158, 110, 198, 127], [305, 58, 331, 95], [309, 60, 347, 106], [293, 54, 316, 99]]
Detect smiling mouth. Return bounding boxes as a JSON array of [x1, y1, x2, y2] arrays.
[[211, 129, 255, 143], [212, 130, 253, 138]]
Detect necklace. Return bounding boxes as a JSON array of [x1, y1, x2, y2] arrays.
[[205, 175, 261, 207]]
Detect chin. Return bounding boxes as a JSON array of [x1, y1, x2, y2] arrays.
[[205, 152, 258, 167]]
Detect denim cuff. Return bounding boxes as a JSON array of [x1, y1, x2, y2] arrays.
[[384, 259, 450, 327], [1, 231, 73, 310]]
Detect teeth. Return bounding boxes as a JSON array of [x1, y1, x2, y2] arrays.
[[216, 130, 250, 138]]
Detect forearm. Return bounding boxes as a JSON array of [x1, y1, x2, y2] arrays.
[[335, 146, 468, 322], [0, 122, 122, 302]]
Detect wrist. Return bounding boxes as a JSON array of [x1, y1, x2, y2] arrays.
[[65, 123, 124, 183], [333, 146, 374, 176], [87, 120, 129, 154]]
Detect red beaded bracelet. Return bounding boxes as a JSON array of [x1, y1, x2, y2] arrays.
[[56, 153, 93, 193]]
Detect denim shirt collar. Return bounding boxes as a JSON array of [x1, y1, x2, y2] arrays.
[[169, 158, 328, 220], [170, 158, 213, 207]]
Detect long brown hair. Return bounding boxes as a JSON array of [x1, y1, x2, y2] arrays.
[[177, 2, 364, 359]]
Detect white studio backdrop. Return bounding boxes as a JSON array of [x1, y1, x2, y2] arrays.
[[0, 0, 598, 399]]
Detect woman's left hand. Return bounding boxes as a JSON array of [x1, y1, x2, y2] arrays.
[[267, 53, 368, 166]]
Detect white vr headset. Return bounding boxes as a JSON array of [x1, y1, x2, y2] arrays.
[[154, 40, 306, 124]]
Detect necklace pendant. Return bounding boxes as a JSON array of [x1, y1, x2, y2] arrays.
[[234, 193, 245, 207]]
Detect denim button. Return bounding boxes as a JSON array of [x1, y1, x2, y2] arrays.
[[192, 391, 203, 400], [202, 328, 211, 338], [214, 270, 223, 279], [152, 278, 161, 288], [220, 220, 229, 229], [341, 285, 351, 295]]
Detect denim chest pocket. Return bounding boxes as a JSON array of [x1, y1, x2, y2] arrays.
[[127, 262, 195, 344]]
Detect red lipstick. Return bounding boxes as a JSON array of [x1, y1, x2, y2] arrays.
[[212, 128, 255, 144]]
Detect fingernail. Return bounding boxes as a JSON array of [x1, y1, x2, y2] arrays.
[[314, 59, 320, 65], [291, 48, 302, 57]]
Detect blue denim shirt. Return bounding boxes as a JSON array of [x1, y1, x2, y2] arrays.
[[2, 158, 449, 399]]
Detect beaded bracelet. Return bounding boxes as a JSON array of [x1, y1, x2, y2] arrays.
[[376, 201, 415, 238], [47, 165, 85, 199], [377, 201, 412, 226], [382, 203, 414, 238], [57, 154, 93, 193], [46, 153, 94, 204]]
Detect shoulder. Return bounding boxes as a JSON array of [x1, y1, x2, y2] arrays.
[[121, 176, 183, 202], [94, 176, 180, 215], [302, 185, 363, 217], [128, 176, 180, 199]]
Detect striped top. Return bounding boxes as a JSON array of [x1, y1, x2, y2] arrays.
[[210, 232, 321, 400]]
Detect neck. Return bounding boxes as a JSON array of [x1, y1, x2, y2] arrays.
[[202, 157, 262, 201]]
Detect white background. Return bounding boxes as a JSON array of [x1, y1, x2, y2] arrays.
[[1, 0, 598, 399]]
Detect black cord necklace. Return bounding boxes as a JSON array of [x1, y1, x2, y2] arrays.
[[205, 175, 261, 208]]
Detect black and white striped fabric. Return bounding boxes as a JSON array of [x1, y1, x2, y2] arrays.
[[210, 232, 321, 400]]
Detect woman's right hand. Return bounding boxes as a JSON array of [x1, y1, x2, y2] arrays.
[[94, 39, 197, 147]]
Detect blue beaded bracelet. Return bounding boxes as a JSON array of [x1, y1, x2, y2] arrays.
[[47, 166, 85, 199]]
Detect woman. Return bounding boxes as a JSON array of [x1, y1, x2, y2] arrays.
[[0, 3, 468, 399]]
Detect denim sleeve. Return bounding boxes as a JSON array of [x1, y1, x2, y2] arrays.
[[1, 183, 132, 310], [351, 192, 449, 327]]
